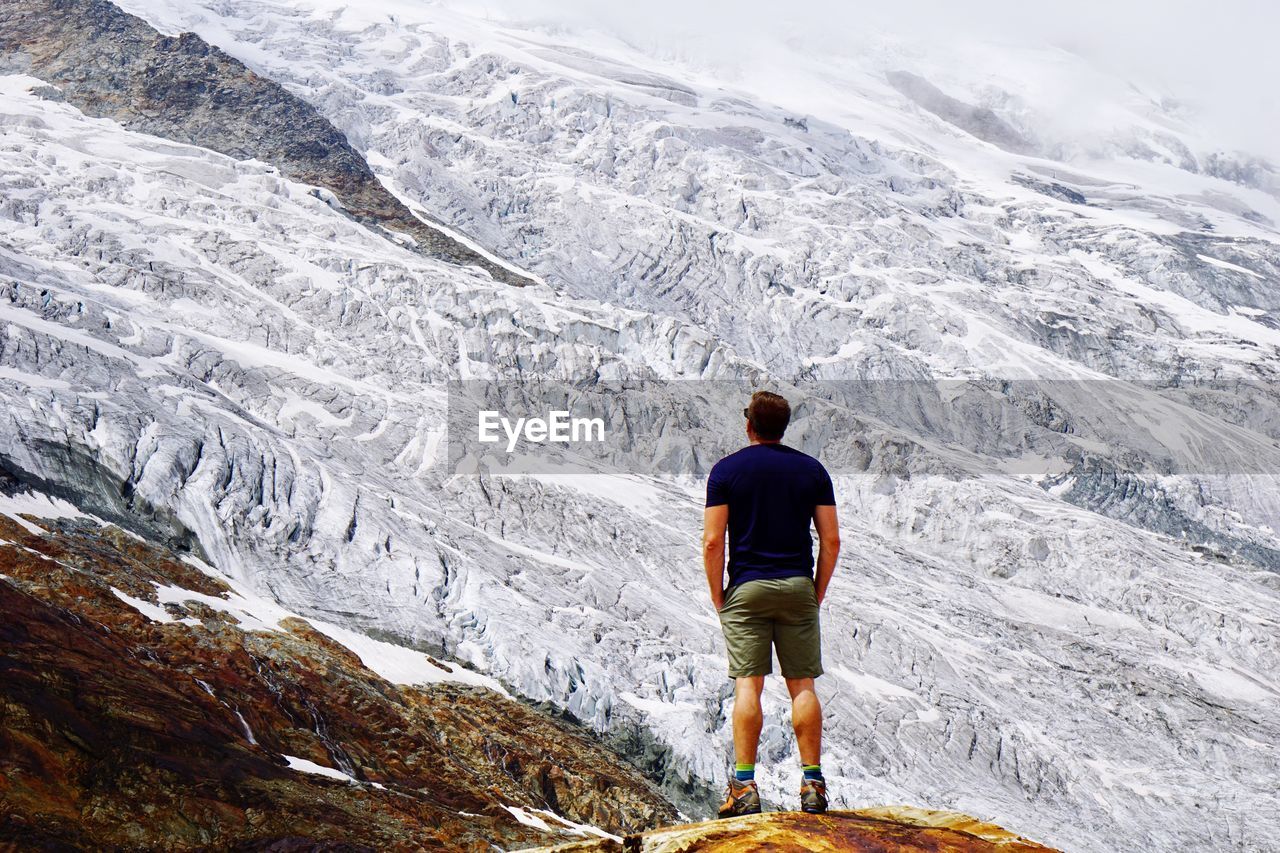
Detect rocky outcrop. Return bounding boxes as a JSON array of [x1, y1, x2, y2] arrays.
[[529, 807, 1059, 852], [0, 0, 534, 286], [886, 71, 1035, 154], [0, 500, 677, 849]]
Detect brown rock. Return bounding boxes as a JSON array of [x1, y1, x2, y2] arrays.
[[528, 808, 1061, 852], [0, 512, 677, 849]]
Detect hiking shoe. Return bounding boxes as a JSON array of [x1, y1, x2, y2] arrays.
[[799, 778, 828, 814], [717, 778, 761, 819]]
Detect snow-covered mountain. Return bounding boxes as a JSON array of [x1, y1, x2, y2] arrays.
[[2, 1, 1279, 850]]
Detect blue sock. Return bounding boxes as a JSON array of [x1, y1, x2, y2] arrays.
[[802, 764, 823, 781], [734, 763, 755, 782]]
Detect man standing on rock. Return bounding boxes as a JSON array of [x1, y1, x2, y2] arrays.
[[703, 391, 840, 818]]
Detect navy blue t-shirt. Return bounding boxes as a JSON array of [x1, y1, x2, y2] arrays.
[[706, 443, 836, 586]]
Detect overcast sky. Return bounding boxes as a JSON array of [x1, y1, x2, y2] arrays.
[[449, 0, 1279, 161]]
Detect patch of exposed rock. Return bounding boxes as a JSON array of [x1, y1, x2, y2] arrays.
[[530, 807, 1060, 852], [886, 71, 1034, 155], [0, 0, 534, 285]]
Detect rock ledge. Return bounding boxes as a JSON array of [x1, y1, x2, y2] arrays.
[[531, 806, 1061, 852]]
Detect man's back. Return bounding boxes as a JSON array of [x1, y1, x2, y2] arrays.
[[706, 443, 835, 585], [703, 391, 838, 818]]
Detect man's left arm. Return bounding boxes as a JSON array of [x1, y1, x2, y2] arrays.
[[703, 505, 729, 611]]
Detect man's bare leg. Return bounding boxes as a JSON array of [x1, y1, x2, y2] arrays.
[[785, 677, 822, 765], [732, 675, 766, 765], [718, 675, 766, 817]]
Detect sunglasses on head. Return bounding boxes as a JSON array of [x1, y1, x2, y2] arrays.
[[743, 408, 750, 419]]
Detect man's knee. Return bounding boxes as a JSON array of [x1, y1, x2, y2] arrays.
[[784, 676, 817, 699], [735, 675, 766, 698]]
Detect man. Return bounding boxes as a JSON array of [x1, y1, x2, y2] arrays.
[[703, 391, 840, 818]]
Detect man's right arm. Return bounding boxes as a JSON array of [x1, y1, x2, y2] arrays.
[[812, 504, 840, 606]]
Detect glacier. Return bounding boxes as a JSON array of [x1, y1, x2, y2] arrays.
[[2, 1, 1280, 849]]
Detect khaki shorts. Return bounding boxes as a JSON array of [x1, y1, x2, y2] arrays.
[[718, 575, 823, 679]]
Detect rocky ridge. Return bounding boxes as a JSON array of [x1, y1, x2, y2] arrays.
[[0, 0, 535, 285], [0, 491, 677, 849]]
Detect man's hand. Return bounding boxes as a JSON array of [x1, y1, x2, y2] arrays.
[[703, 505, 729, 612], [813, 504, 840, 606]]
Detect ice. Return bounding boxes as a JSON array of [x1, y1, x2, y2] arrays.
[[2, 5, 1280, 848]]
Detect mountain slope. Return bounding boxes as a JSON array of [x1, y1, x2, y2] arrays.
[[0, 0, 535, 285], [0, 492, 676, 849]]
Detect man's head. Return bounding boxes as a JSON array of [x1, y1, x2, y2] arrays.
[[743, 391, 790, 443]]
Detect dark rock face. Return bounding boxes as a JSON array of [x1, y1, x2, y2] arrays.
[[1154, 232, 1280, 314], [1011, 174, 1088, 205], [0, 449, 207, 559], [0, 0, 534, 286], [0, 508, 677, 850], [887, 71, 1034, 155], [1048, 454, 1280, 571]]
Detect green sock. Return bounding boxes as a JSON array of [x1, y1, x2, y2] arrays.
[[802, 764, 823, 781], [734, 763, 755, 782]]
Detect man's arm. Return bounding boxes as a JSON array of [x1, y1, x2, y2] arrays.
[[813, 504, 840, 605], [703, 505, 729, 611]]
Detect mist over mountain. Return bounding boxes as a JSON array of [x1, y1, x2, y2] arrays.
[[446, 0, 1280, 165]]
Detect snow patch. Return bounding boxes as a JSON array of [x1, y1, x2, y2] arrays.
[[1168, 658, 1277, 705], [527, 807, 623, 842], [832, 666, 919, 702], [306, 617, 511, 697], [173, 557, 509, 695], [1196, 254, 1263, 279], [282, 754, 385, 789], [501, 794, 620, 839], [276, 393, 355, 428], [618, 691, 699, 717], [111, 586, 176, 623], [0, 365, 74, 390], [154, 582, 286, 633], [0, 491, 89, 535], [502, 805, 554, 832]]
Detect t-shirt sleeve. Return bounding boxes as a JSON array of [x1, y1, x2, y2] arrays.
[[814, 464, 836, 506], [706, 463, 729, 507]]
